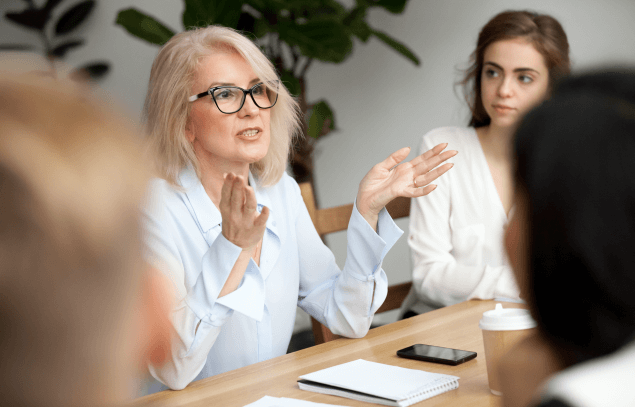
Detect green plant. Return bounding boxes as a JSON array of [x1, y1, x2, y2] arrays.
[[1, 0, 109, 80], [116, 0, 419, 183]]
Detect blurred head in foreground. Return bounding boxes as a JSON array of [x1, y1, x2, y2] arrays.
[[0, 74, 171, 406], [506, 69, 635, 364]]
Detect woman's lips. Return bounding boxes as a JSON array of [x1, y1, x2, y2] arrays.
[[236, 127, 262, 140], [492, 104, 515, 114]]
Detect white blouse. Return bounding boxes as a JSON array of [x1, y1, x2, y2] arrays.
[[142, 166, 402, 392], [404, 126, 520, 314]]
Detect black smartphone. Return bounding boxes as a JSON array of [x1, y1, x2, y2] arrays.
[[396, 344, 477, 366]]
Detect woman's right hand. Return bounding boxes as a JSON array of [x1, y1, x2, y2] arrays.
[[220, 173, 269, 251]]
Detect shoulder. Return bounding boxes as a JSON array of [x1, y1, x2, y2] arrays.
[[279, 171, 301, 193], [419, 126, 476, 152], [540, 340, 635, 407], [144, 177, 185, 217], [147, 178, 182, 203]]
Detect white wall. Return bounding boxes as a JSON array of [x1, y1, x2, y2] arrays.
[[3, 0, 635, 330], [307, 0, 635, 325]]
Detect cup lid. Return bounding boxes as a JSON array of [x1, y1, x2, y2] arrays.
[[479, 303, 537, 331]]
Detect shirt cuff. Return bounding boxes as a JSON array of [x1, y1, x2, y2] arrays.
[[344, 200, 403, 280], [216, 258, 265, 321], [186, 234, 266, 326]]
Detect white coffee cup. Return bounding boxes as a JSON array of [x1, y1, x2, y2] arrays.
[[479, 303, 537, 395]]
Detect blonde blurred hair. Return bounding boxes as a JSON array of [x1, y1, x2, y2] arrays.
[[144, 25, 301, 187], [0, 73, 150, 407]]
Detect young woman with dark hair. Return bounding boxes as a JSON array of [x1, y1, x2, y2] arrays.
[[500, 70, 635, 407], [403, 10, 571, 316]]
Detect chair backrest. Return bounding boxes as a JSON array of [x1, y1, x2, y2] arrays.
[[299, 182, 413, 345]]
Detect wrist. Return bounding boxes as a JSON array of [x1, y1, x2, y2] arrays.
[[355, 201, 379, 232], [356, 195, 374, 218]]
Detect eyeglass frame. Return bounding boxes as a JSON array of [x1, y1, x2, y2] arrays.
[[187, 81, 280, 114]]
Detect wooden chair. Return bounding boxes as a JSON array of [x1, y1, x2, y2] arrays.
[[299, 182, 413, 344]]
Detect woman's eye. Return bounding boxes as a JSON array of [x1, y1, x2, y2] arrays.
[[215, 89, 236, 100], [485, 69, 499, 78], [519, 75, 533, 84], [252, 85, 265, 96]]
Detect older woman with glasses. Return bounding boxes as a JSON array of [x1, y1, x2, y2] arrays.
[[142, 25, 456, 392]]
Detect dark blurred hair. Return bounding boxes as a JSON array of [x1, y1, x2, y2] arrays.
[[514, 69, 635, 363], [462, 10, 571, 128]]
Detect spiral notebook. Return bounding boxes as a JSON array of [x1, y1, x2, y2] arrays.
[[297, 359, 459, 407]]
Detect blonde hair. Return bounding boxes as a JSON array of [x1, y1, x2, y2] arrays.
[[144, 25, 301, 187], [0, 74, 150, 407]]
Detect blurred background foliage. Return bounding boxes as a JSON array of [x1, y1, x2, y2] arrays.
[[116, 0, 420, 184], [1, 0, 109, 81]]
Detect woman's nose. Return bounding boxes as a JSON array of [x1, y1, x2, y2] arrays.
[[497, 78, 513, 98], [239, 94, 259, 117]]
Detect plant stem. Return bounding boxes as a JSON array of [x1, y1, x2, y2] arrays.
[[39, 31, 57, 79], [268, 33, 274, 59], [290, 45, 300, 75], [299, 58, 313, 78]]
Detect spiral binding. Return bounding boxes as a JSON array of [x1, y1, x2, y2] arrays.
[[399, 378, 459, 406]]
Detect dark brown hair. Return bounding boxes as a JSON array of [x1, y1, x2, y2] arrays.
[[462, 10, 571, 127], [514, 70, 635, 363]]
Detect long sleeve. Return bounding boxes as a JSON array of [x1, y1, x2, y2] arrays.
[[407, 128, 520, 310], [143, 180, 267, 390], [293, 182, 403, 337], [141, 170, 406, 391]]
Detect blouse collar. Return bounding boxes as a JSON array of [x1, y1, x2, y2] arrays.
[[178, 165, 274, 234]]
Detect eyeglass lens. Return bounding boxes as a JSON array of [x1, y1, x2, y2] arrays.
[[212, 82, 278, 114]]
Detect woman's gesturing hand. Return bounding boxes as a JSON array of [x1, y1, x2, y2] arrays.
[[220, 173, 269, 251], [356, 143, 457, 227]]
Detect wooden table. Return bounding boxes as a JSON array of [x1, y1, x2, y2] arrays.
[[135, 300, 524, 407]]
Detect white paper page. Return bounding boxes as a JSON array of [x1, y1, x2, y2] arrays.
[[244, 396, 345, 407], [299, 359, 458, 401]]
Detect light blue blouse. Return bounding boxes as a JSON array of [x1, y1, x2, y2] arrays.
[[143, 166, 402, 391]]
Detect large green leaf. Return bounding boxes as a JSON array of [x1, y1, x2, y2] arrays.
[[116, 8, 175, 46], [280, 70, 301, 97], [370, 28, 419, 66], [374, 0, 408, 14], [182, 0, 243, 29], [291, 0, 347, 19], [343, 6, 371, 42], [307, 100, 335, 139], [277, 18, 352, 63]]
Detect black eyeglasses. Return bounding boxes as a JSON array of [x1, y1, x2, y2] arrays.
[[188, 81, 279, 114]]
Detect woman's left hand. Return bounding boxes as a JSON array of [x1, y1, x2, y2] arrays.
[[356, 143, 457, 229]]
